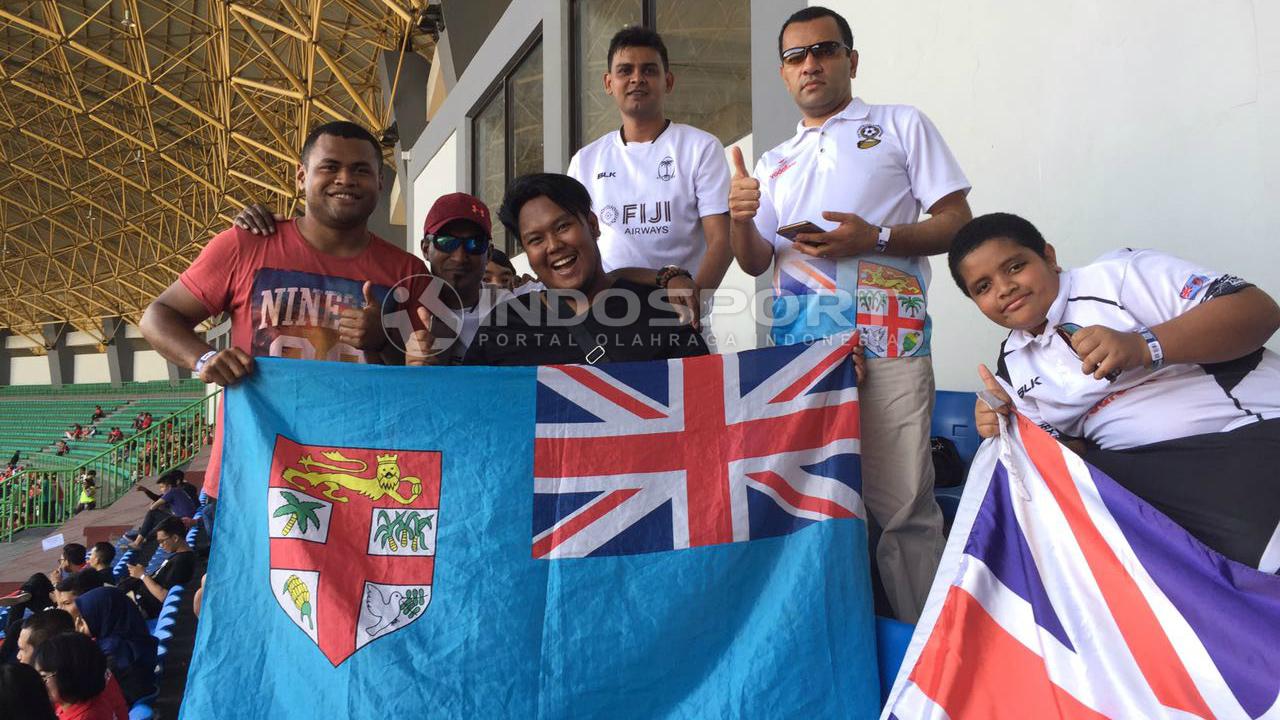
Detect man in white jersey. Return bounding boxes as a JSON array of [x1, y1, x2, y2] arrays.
[[567, 26, 732, 311], [728, 6, 974, 622]]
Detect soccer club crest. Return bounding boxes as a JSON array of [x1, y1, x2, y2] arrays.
[[855, 261, 925, 358], [267, 436, 441, 666]]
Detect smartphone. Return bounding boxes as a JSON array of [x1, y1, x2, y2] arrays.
[[1055, 323, 1120, 383], [777, 220, 824, 241]]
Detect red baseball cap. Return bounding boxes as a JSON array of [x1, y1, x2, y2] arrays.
[[423, 192, 492, 237]]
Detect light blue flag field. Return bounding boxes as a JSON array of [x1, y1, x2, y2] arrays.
[[182, 336, 879, 719]]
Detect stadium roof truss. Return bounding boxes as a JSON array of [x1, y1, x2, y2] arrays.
[[0, 0, 432, 345]]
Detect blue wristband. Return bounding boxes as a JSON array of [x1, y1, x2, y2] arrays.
[[1137, 326, 1163, 370]]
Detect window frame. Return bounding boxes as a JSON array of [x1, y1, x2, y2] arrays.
[[469, 31, 544, 257]]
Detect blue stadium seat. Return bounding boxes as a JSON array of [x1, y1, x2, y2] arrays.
[[935, 485, 965, 531], [145, 550, 170, 574], [130, 695, 156, 720], [876, 616, 915, 705], [931, 390, 982, 466]]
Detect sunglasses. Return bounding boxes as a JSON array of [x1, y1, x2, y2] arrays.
[[781, 40, 852, 66], [426, 233, 490, 255]]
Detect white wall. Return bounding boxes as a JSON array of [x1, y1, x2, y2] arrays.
[[412, 131, 459, 262], [72, 354, 111, 384], [819, 0, 1280, 390], [131, 350, 170, 382], [8, 355, 49, 385]]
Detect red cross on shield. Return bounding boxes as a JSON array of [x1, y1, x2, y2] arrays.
[[267, 436, 441, 666]]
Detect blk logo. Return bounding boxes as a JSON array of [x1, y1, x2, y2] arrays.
[[597, 171, 616, 179], [1016, 376, 1042, 398]]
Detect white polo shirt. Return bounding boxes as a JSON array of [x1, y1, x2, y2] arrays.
[[568, 121, 730, 275], [996, 249, 1280, 450], [752, 98, 970, 356]]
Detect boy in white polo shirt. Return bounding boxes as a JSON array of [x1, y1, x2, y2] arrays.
[[728, 6, 973, 622], [567, 27, 732, 303], [955, 212, 1280, 571]]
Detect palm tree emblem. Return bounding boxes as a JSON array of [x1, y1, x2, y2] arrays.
[[898, 295, 925, 316], [273, 491, 324, 537]]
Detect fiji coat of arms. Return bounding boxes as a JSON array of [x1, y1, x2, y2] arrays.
[[855, 262, 927, 358], [267, 436, 441, 666]]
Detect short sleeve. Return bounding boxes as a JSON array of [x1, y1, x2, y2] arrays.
[[179, 227, 242, 316], [567, 151, 585, 186], [901, 109, 971, 213], [751, 158, 781, 249], [1117, 250, 1248, 326], [694, 137, 730, 217]]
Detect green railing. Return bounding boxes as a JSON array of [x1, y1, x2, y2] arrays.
[[0, 378, 206, 398], [0, 392, 217, 542]]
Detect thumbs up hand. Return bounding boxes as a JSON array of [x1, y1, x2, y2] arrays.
[[405, 306, 438, 366], [728, 146, 761, 223], [974, 363, 1013, 439], [338, 281, 385, 352]]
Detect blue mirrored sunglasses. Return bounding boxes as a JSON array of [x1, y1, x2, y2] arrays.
[[427, 233, 490, 255]]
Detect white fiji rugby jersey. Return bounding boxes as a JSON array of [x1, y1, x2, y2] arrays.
[[996, 249, 1280, 450], [568, 121, 729, 275]]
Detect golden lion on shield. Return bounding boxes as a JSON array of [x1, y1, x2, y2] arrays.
[[282, 451, 421, 505]]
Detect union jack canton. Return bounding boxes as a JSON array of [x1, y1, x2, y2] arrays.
[[531, 333, 863, 559]]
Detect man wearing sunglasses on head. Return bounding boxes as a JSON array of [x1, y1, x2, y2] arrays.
[[727, 6, 973, 623]]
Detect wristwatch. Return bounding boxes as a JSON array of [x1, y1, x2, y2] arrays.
[[875, 225, 892, 253]]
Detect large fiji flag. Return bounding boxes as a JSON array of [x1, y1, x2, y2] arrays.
[[184, 334, 880, 720], [883, 413, 1280, 720]]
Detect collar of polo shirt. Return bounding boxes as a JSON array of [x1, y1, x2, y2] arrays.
[[1006, 270, 1071, 352], [794, 97, 871, 134]]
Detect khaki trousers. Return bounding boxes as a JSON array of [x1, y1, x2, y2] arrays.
[[859, 355, 946, 623]]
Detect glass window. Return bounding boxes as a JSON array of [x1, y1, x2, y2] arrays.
[[471, 39, 544, 256], [573, 1, 642, 148], [473, 87, 507, 249], [572, 0, 750, 150], [654, 0, 751, 146]]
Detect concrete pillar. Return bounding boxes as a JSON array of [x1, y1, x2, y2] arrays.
[[102, 317, 133, 387], [750, 0, 806, 348], [42, 322, 73, 388], [0, 329, 10, 387]]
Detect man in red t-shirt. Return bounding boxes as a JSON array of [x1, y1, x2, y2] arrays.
[[140, 121, 428, 502]]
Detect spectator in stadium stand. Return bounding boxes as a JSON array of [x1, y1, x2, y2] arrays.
[[485, 246, 517, 290], [31, 632, 130, 720], [127, 470, 196, 548], [105, 428, 123, 444], [54, 441, 69, 457], [87, 543, 115, 579], [0, 574, 56, 663], [0, 662, 58, 720], [90, 406, 104, 422], [74, 586, 157, 704], [7, 450, 18, 470], [63, 424, 82, 441], [139, 413, 153, 431], [15, 609, 74, 666], [120, 516, 195, 619], [74, 472, 97, 514], [131, 413, 143, 432], [455, 173, 708, 366], [53, 544, 88, 585], [140, 121, 432, 528], [954, 212, 1280, 571], [81, 425, 96, 439]]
